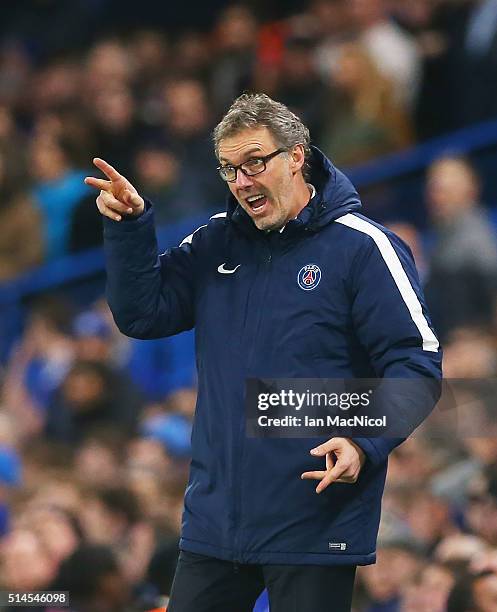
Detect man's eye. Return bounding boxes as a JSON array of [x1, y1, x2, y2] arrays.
[[243, 159, 263, 169]]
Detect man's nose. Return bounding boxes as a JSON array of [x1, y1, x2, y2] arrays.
[[235, 169, 254, 189]]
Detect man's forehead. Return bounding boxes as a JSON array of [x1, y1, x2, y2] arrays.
[[218, 127, 276, 162]]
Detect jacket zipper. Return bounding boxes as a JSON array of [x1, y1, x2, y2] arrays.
[[232, 236, 273, 563]]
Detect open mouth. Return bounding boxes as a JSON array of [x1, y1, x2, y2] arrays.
[[246, 194, 268, 214]]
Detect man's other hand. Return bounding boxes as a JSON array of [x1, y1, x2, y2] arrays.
[[85, 157, 145, 221], [301, 438, 366, 494]]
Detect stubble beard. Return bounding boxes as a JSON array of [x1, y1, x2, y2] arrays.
[[252, 208, 286, 232]]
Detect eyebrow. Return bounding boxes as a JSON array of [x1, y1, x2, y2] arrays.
[[219, 147, 263, 165]]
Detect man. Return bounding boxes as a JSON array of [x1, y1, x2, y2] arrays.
[[86, 94, 442, 611], [424, 154, 497, 340]]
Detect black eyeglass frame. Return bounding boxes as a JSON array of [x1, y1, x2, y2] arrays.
[[217, 148, 288, 183]]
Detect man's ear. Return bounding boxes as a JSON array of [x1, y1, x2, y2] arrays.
[[290, 144, 305, 174]]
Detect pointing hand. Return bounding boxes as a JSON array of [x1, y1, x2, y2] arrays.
[[84, 158, 145, 221]]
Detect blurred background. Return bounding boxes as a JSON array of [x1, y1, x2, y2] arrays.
[[1, 0, 497, 610]]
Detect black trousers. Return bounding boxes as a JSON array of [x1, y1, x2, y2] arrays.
[[168, 550, 357, 612]]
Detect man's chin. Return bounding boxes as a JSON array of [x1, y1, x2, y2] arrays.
[[251, 213, 284, 232], [254, 218, 280, 231], [239, 200, 284, 231]]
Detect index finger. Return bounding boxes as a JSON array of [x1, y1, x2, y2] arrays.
[[315, 463, 346, 494], [310, 437, 340, 456], [93, 157, 122, 181]]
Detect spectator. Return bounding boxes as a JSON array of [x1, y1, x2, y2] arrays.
[[471, 570, 497, 612], [0, 43, 33, 109], [424, 155, 497, 339], [465, 471, 497, 548], [161, 78, 225, 208], [83, 41, 133, 95], [3, 296, 75, 439], [436, 535, 490, 568], [29, 134, 93, 261], [443, 328, 497, 378], [19, 506, 82, 570], [78, 486, 155, 585], [392, 0, 456, 139], [401, 562, 455, 612], [173, 32, 211, 82], [359, 542, 423, 612], [274, 34, 329, 138], [29, 60, 82, 116], [45, 360, 142, 444], [349, 0, 421, 109], [0, 528, 57, 592], [210, 5, 259, 114], [129, 30, 170, 94], [133, 144, 192, 225], [0, 107, 43, 279], [50, 544, 137, 612], [447, 570, 497, 612], [446, 0, 497, 129], [320, 41, 412, 166], [72, 310, 114, 363], [89, 85, 141, 177], [405, 489, 457, 553], [73, 432, 125, 488], [0, 191, 42, 281]]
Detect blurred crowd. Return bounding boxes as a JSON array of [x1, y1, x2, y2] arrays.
[[0, 0, 497, 278], [2, 0, 497, 611], [0, 296, 196, 610]]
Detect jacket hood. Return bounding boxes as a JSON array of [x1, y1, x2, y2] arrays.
[[226, 146, 362, 233]]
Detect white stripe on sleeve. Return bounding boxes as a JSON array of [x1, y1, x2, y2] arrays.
[[335, 213, 439, 352]]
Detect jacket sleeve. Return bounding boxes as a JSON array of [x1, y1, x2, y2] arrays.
[[345, 223, 442, 467], [103, 203, 200, 339]]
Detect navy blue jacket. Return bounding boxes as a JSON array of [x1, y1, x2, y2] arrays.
[[104, 147, 442, 566]]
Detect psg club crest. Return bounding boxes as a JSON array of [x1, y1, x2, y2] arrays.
[[297, 264, 322, 291]]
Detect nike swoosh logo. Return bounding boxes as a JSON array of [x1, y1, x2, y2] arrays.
[[217, 263, 241, 274]]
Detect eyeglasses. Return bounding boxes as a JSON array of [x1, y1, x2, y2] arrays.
[[217, 148, 287, 183]]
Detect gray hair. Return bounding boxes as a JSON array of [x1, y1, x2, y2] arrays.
[[213, 93, 311, 178]]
